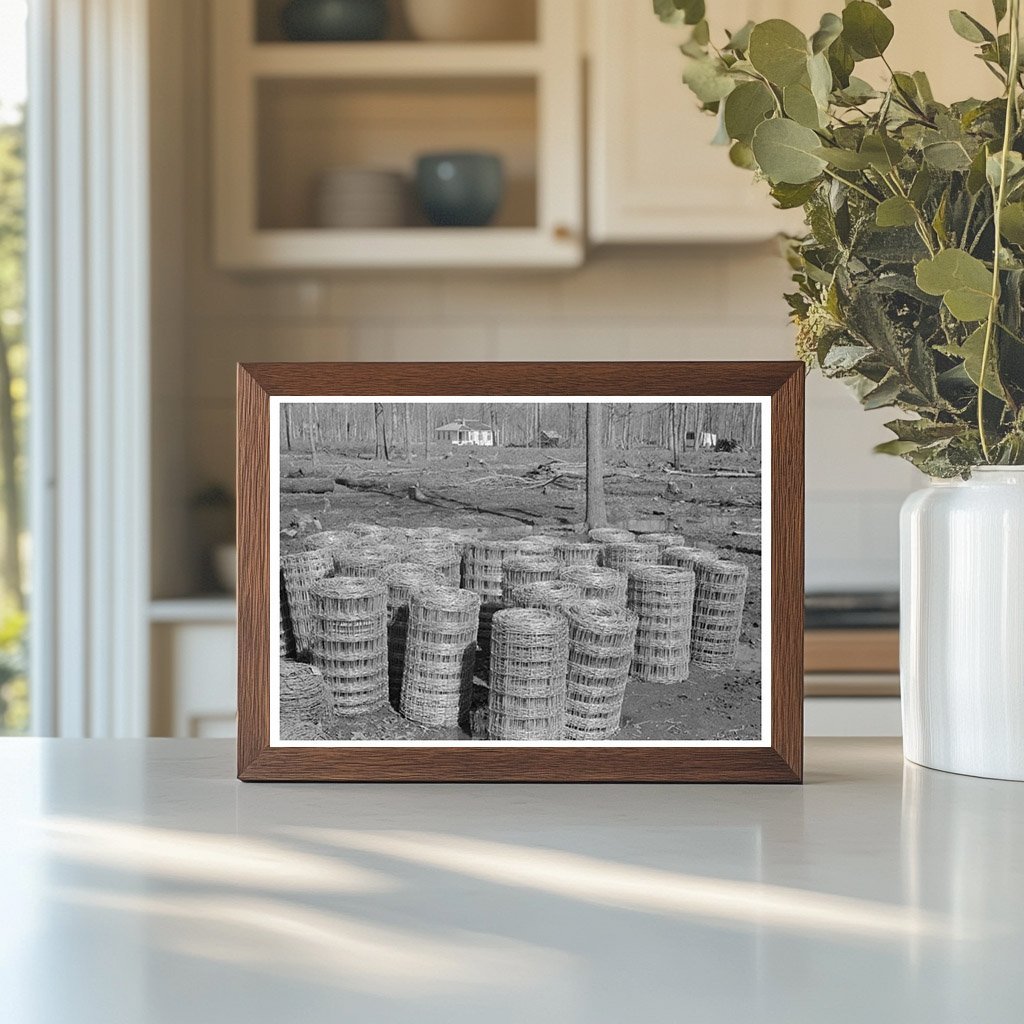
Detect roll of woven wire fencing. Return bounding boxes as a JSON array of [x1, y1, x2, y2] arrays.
[[332, 544, 403, 579], [558, 564, 628, 606], [627, 564, 697, 685], [553, 540, 602, 567], [280, 662, 334, 741], [516, 535, 559, 556], [692, 559, 749, 671], [588, 527, 634, 544], [518, 579, 583, 614], [563, 599, 639, 740], [379, 563, 445, 706], [641, 532, 686, 555], [402, 538, 462, 585], [462, 537, 523, 658], [281, 549, 333, 658], [600, 541, 661, 575], [310, 577, 389, 716], [401, 587, 481, 728], [662, 545, 719, 573], [488, 608, 569, 740], [302, 529, 358, 555], [502, 555, 561, 608]]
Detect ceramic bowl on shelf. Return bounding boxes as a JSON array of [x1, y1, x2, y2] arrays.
[[415, 152, 504, 227], [315, 167, 408, 229], [281, 0, 389, 42], [403, 0, 535, 42]]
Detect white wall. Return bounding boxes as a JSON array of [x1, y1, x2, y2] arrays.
[[157, 0, 920, 599]]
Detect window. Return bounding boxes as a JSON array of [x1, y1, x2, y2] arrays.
[[0, 0, 27, 734]]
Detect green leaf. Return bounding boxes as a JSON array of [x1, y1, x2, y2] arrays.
[[909, 164, 933, 205], [885, 418, 963, 443], [748, 20, 809, 87], [915, 249, 994, 322], [842, 1, 895, 59], [751, 118, 828, 184], [729, 140, 757, 170], [828, 36, 856, 88], [771, 180, 820, 209], [875, 439, 922, 455], [862, 374, 903, 409], [876, 197, 918, 228], [913, 71, 935, 104], [967, 144, 991, 194], [815, 146, 871, 170], [860, 133, 904, 173], [682, 57, 736, 104], [986, 150, 1024, 191], [808, 51, 833, 108], [923, 140, 972, 171], [784, 80, 824, 129], [993, 0, 1008, 24], [653, 0, 705, 26], [723, 81, 775, 144], [939, 326, 1006, 398], [810, 12, 843, 54], [724, 20, 755, 53], [1000, 203, 1024, 245], [948, 10, 994, 44]]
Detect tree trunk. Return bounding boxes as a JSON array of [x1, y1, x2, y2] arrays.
[[585, 403, 608, 528], [0, 326, 22, 607], [403, 404, 412, 460], [284, 404, 292, 451], [307, 404, 319, 473], [670, 403, 679, 469]]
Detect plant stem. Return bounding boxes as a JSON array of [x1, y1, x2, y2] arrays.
[[979, 0, 1021, 462], [822, 168, 880, 205]]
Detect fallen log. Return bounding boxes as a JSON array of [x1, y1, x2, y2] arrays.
[[280, 477, 335, 494]]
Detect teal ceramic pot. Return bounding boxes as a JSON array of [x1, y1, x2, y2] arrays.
[[281, 0, 388, 41], [415, 153, 505, 227]]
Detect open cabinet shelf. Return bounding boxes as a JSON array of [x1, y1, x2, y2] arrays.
[[212, 0, 583, 269]]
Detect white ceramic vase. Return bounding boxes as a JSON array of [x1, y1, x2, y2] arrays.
[[901, 467, 1024, 781]]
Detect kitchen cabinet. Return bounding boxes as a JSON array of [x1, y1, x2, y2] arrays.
[[211, 0, 583, 269], [587, 0, 998, 244]]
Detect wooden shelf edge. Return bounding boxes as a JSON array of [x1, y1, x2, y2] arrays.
[[249, 42, 544, 79]]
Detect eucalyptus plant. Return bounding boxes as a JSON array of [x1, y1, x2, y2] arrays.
[[657, 0, 1024, 475]]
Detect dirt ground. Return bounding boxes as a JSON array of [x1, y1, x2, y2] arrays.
[[280, 442, 763, 742]]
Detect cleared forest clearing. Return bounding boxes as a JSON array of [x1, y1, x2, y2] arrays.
[[281, 441, 763, 742]]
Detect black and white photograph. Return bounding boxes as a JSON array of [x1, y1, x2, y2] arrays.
[[271, 398, 769, 746]]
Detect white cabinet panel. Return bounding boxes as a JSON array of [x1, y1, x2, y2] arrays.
[[587, 0, 997, 244]]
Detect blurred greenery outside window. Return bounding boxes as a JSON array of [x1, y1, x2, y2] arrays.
[[0, 0, 28, 733]]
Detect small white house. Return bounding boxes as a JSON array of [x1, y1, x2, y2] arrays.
[[436, 419, 496, 446]]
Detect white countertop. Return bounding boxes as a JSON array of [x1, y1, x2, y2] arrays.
[[0, 738, 1020, 1023]]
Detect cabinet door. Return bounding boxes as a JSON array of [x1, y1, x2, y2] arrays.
[[587, 0, 809, 243]]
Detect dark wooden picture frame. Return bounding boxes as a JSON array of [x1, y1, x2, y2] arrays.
[[237, 362, 804, 782]]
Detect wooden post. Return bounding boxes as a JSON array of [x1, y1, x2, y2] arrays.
[[586, 403, 608, 528]]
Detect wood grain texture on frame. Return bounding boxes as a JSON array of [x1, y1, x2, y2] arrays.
[[237, 362, 804, 783]]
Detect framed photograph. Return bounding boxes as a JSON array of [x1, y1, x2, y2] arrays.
[[237, 362, 804, 782]]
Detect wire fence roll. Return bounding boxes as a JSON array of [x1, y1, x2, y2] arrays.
[[558, 565, 628, 606], [402, 538, 462, 585], [588, 528, 634, 544], [379, 563, 446, 706], [661, 545, 719, 573], [563, 599, 639, 740], [488, 608, 569, 740], [641, 532, 687, 555], [502, 555, 561, 608], [347, 523, 391, 540], [302, 529, 358, 555], [332, 544, 403, 579], [518, 579, 583, 614], [279, 570, 295, 659], [281, 549, 334, 659], [553, 541, 603, 567], [401, 586, 481, 727], [280, 661, 334, 741], [516, 535, 560, 556], [692, 559, 749, 671], [600, 541, 661, 574], [310, 577, 389, 716], [462, 538, 523, 657], [627, 565, 697, 685]]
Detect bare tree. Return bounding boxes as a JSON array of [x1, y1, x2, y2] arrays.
[[586, 403, 608, 528], [403, 404, 412, 460], [307, 404, 319, 473]]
